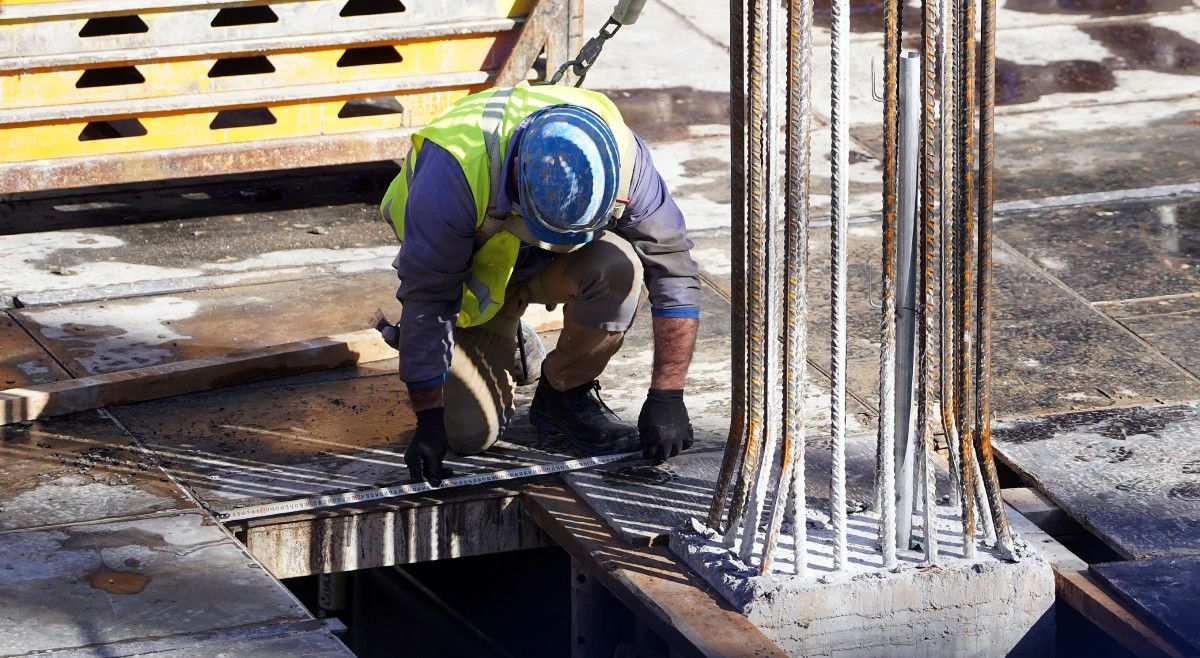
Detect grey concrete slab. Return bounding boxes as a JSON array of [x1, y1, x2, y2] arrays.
[[41, 622, 351, 658], [0, 310, 69, 387], [1090, 556, 1200, 654], [0, 412, 193, 532], [995, 101, 1200, 202], [0, 512, 311, 654], [14, 270, 398, 377], [695, 220, 1200, 420], [993, 401, 1200, 559], [997, 195, 1200, 303], [0, 183, 397, 302], [111, 359, 585, 514], [1100, 294, 1200, 379]]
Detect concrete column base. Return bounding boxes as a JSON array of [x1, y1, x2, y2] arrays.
[[670, 506, 1057, 657]]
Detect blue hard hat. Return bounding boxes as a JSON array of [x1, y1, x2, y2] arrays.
[[515, 105, 619, 247]]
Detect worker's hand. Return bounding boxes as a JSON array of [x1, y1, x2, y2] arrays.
[[637, 389, 694, 461], [405, 408, 451, 485]]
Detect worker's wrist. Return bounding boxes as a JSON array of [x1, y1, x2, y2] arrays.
[[646, 388, 684, 401]]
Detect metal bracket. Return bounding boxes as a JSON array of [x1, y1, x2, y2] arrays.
[[870, 55, 885, 102]]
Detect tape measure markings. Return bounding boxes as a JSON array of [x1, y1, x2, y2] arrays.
[[217, 451, 636, 523]]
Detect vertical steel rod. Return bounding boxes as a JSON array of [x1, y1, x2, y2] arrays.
[[938, 0, 963, 510], [737, 0, 787, 565], [954, 0, 978, 560], [828, 0, 851, 572], [761, 0, 813, 576], [723, 0, 772, 553], [878, 0, 902, 569], [919, 0, 941, 564], [975, 0, 1015, 557], [707, 0, 750, 532]]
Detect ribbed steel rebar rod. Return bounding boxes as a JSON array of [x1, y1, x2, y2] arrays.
[[937, 0, 962, 508], [723, 0, 771, 551], [878, 0, 902, 569], [707, 0, 750, 532], [975, 0, 1015, 557], [954, 0, 978, 560], [919, 0, 940, 564], [761, 0, 813, 575], [737, 0, 787, 565], [828, 0, 851, 571]]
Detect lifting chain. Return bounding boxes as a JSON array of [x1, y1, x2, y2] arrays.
[[544, 0, 647, 87]]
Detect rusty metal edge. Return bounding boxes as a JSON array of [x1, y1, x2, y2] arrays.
[[0, 127, 416, 195]]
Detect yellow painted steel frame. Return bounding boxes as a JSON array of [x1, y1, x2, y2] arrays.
[[1, 34, 517, 110], [0, 87, 483, 161], [0, 0, 576, 193]]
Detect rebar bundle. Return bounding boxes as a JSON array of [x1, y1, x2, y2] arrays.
[[706, 0, 1013, 573]]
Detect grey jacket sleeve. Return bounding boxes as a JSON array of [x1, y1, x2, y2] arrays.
[[393, 141, 478, 387], [612, 133, 702, 317]]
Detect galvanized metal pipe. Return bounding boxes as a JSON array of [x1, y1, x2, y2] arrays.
[[893, 50, 922, 550], [828, 0, 851, 571]]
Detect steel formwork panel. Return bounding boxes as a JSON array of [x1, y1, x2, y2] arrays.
[[0, 0, 577, 194], [0, 0, 533, 63]]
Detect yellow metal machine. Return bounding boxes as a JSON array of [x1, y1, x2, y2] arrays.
[[0, 0, 582, 194]]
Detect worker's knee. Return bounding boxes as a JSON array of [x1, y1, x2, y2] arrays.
[[445, 425, 499, 456], [569, 235, 643, 330]]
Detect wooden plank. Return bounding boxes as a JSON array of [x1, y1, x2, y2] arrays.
[[1091, 557, 1200, 655], [1, 328, 396, 425], [522, 482, 786, 658], [1055, 568, 1188, 658]]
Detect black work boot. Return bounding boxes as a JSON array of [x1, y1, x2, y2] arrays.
[[529, 376, 640, 454]]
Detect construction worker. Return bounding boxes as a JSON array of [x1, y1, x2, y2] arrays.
[[380, 85, 701, 483]]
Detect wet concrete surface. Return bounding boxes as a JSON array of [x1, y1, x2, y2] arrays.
[[997, 196, 1200, 302], [0, 411, 192, 531], [0, 310, 69, 387], [1100, 293, 1200, 375], [0, 512, 316, 654], [994, 402, 1200, 559], [13, 270, 399, 377]]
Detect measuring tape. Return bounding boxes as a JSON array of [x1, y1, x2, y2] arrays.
[[217, 451, 637, 523]]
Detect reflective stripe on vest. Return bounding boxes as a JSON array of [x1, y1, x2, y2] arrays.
[[379, 86, 634, 329]]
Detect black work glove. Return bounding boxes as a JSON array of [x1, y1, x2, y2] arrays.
[[637, 389, 694, 462], [405, 408, 451, 485]]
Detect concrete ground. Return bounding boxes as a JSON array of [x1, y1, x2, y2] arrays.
[[2, 0, 1199, 654]]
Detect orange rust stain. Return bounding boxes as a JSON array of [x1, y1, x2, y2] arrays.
[[89, 566, 150, 595]]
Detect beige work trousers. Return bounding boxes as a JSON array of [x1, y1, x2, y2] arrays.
[[445, 232, 645, 454]]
